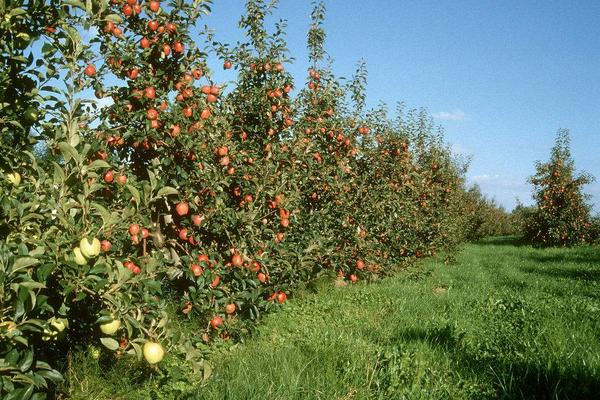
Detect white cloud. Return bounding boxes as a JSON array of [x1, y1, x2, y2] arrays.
[[432, 109, 466, 121], [471, 174, 500, 183]]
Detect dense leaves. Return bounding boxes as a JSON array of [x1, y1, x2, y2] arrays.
[[1, 1, 476, 397]]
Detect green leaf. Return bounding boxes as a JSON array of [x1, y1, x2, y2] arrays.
[[125, 184, 141, 205], [36, 369, 63, 383], [156, 186, 179, 198], [18, 351, 34, 372], [100, 337, 119, 350], [18, 282, 46, 290], [87, 160, 111, 171], [58, 142, 79, 164], [105, 14, 123, 23], [12, 257, 39, 273], [9, 8, 27, 17]]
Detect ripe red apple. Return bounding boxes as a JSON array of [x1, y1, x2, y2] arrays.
[[141, 228, 149, 239], [116, 174, 127, 185], [349, 274, 358, 283], [145, 87, 156, 99], [165, 22, 176, 34], [84, 64, 96, 77], [217, 146, 228, 156], [210, 275, 220, 288], [210, 315, 223, 330], [140, 37, 150, 49], [219, 156, 230, 166], [101, 240, 112, 252], [149, 0, 160, 12], [146, 108, 158, 120], [276, 292, 287, 303], [173, 41, 184, 54], [257, 272, 267, 283], [225, 303, 236, 314], [103, 170, 114, 183], [178, 228, 188, 241], [356, 260, 365, 270], [128, 224, 140, 236], [175, 202, 189, 216], [191, 264, 203, 277], [223, 60, 232, 69], [231, 253, 243, 267], [148, 20, 158, 31], [191, 214, 202, 226]]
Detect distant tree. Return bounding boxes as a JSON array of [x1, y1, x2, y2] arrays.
[[511, 199, 536, 236], [525, 129, 595, 246], [463, 184, 518, 240]]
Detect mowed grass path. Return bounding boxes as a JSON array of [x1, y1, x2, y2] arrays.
[[199, 238, 600, 399]]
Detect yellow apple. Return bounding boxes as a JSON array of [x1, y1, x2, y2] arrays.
[[73, 247, 88, 265], [99, 318, 121, 335], [80, 237, 101, 258], [143, 342, 165, 364], [49, 317, 68, 332], [6, 172, 21, 187]]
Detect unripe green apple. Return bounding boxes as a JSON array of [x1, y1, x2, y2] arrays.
[[73, 247, 88, 265], [80, 237, 101, 258], [99, 318, 121, 335], [89, 346, 101, 360], [143, 342, 165, 364], [49, 317, 68, 332]]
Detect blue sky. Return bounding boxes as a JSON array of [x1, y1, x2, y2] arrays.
[[203, 0, 600, 213]]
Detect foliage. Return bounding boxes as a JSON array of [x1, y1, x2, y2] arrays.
[[462, 185, 518, 240], [525, 129, 595, 246], [0, 1, 476, 397]]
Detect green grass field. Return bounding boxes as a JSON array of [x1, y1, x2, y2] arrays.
[[62, 238, 600, 399]]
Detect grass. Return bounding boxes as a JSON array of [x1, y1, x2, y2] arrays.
[[61, 237, 600, 399]]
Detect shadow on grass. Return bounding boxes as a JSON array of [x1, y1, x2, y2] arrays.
[[525, 250, 600, 268], [474, 236, 530, 247], [520, 264, 600, 282], [391, 325, 600, 399]]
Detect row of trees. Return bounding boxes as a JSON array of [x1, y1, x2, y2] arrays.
[[1, 0, 595, 397], [1, 1, 475, 397]]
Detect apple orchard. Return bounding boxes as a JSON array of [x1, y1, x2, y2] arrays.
[[0, 0, 504, 397]]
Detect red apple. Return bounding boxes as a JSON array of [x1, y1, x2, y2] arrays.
[[175, 202, 189, 216]]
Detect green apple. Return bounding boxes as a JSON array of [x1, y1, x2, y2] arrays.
[[49, 317, 68, 332], [143, 342, 165, 364], [6, 172, 21, 187], [80, 237, 101, 258], [42, 328, 57, 341], [99, 318, 121, 335], [73, 247, 88, 265], [89, 346, 101, 360]]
